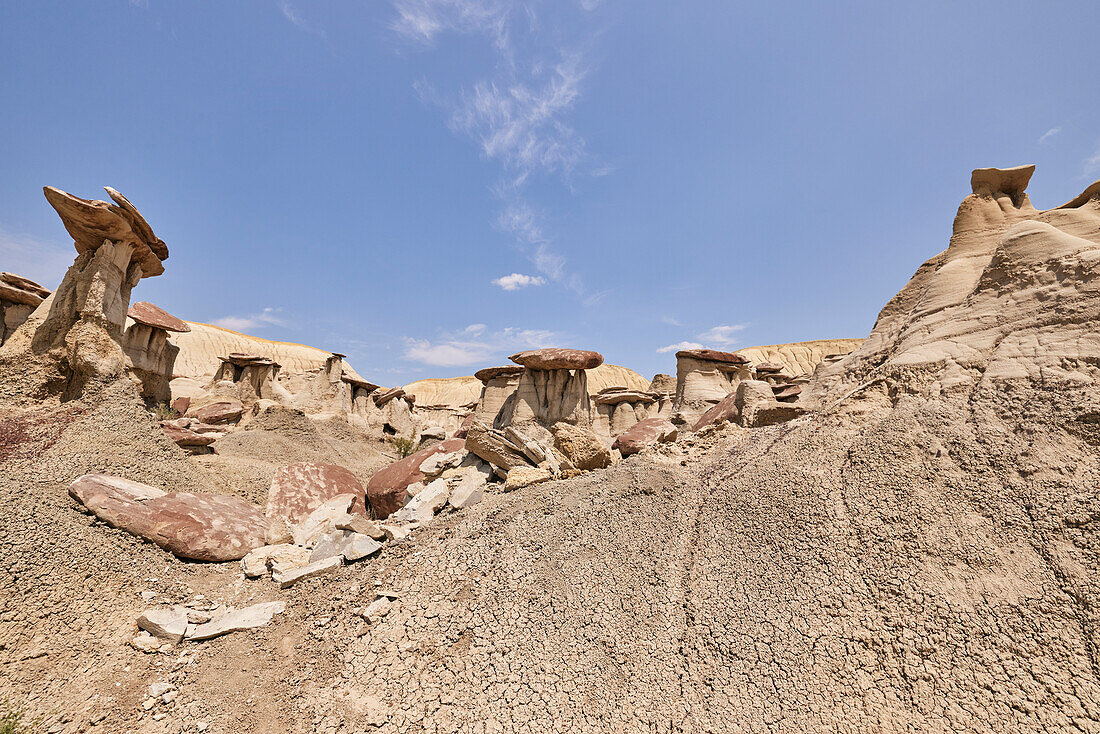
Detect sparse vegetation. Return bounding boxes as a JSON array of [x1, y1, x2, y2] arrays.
[[147, 401, 179, 421], [390, 435, 417, 458], [0, 698, 43, 734]]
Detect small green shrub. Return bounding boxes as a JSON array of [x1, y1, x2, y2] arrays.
[[0, 698, 43, 734], [390, 436, 417, 458], [147, 402, 179, 421]]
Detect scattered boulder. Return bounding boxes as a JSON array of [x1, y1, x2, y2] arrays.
[[69, 474, 267, 562], [613, 418, 678, 456], [418, 449, 465, 479], [170, 396, 191, 414], [241, 544, 311, 578], [333, 513, 386, 539], [390, 478, 450, 525], [187, 601, 286, 640], [365, 438, 466, 518], [291, 494, 355, 548], [160, 422, 216, 448], [131, 631, 168, 654], [310, 531, 382, 563], [189, 399, 243, 425], [266, 462, 367, 528], [449, 466, 488, 509], [552, 422, 611, 471], [772, 383, 802, 402], [691, 392, 740, 431], [463, 421, 533, 471]]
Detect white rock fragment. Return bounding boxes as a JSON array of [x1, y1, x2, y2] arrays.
[[358, 596, 394, 622], [380, 523, 412, 541], [310, 531, 383, 563], [418, 450, 465, 479], [391, 478, 450, 525], [333, 513, 386, 539], [448, 466, 488, 509], [137, 606, 188, 643], [272, 556, 342, 589], [130, 631, 167, 653], [291, 494, 355, 548], [186, 601, 286, 641], [241, 544, 311, 578]]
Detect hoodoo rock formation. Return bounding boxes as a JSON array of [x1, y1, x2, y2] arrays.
[[122, 301, 189, 403], [671, 348, 752, 425], [506, 348, 603, 427], [0, 186, 168, 400]]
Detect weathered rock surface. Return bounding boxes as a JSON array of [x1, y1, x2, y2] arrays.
[[552, 423, 611, 471], [187, 601, 286, 640], [241, 544, 311, 578], [266, 462, 367, 527], [310, 530, 382, 563], [365, 439, 466, 518], [503, 465, 552, 491], [137, 607, 188, 643], [612, 418, 678, 456], [291, 494, 355, 548], [448, 466, 488, 509], [273, 556, 342, 589], [509, 348, 604, 371], [188, 399, 243, 424], [463, 421, 532, 471], [127, 301, 189, 333], [68, 474, 267, 561], [672, 349, 754, 426]]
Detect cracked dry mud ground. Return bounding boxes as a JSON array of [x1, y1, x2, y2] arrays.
[[4, 375, 1100, 732]]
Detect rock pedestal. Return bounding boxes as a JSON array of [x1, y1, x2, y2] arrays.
[[472, 365, 525, 428], [0, 187, 168, 400], [122, 301, 189, 403], [0, 272, 49, 346], [505, 349, 604, 428], [591, 387, 660, 442], [671, 349, 752, 426]]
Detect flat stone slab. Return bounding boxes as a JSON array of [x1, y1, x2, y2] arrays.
[[273, 556, 342, 588], [310, 531, 383, 563], [137, 606, 188, 643], [187, 601, 286, 640], [474, 365, 526, 383], [69, 474, 267, 562], [128, 301, 190, 332], [676, 348, 749, 365]]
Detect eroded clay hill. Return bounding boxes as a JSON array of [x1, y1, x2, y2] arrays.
[[3, 166, 1100, 733]]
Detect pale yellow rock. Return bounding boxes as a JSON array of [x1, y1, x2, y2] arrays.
[[738, 339, 864, 377], [504, 465, 552, 491]]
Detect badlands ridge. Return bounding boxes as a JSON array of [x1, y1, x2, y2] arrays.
[[2, 164, 1099, 732]]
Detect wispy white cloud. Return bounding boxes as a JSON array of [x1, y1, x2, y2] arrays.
[[0, 225, 71, 289], [403, 324, 560, 367], [657, 341, 704, 354], [493, 272, 546, 290], [1086, 145, 1100, 176], [392, 0, 604, 299], [698, 324, 748, 346], [212, 307, 286, 332], [278, 1, 326, 37], [1039, 127, 1061, 144], [660, 315, 682, 327]]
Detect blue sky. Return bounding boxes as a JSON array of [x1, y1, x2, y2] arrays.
[[2, 1, 1098, 384]]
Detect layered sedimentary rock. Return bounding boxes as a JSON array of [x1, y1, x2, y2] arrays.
[[471, 365, 525, 428], [671, 348, 752, 426], [121, 301, 189, 403], [0, 272, 50, 346], [0, 187, 168, 400], [811, 164, 1100, 401], [737, 338, 863, 377]]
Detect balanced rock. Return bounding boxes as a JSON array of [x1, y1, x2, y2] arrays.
[[509, 348, 603, 371], [127, 301, 189, 333], [365, 438, 466, 518], [69, 474, 267, 562], [266, 463, 367, 527], [613, 418, 678, 456]]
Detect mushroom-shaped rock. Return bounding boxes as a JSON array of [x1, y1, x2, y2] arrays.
[[509, 348, 604, 371], [754, 362, 784, 374], [475, 365, 526, 383], [675, 348, 750, 366], [68, 474, 267, 562], [42, 186, 167, 277], [267, 463, 368, 527], [365, 438, 466, 518], [127, 301, 190, 333]]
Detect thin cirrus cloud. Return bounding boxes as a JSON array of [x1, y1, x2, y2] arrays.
[[212, 307, 287, 332], [1085, 145, 1100, 176], [657, 324, 749, 353], [392, 0, 601, 295], [493, 272, 547, 291], [403, 324, 560, 367], [1039, 127, 1061, 144]]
